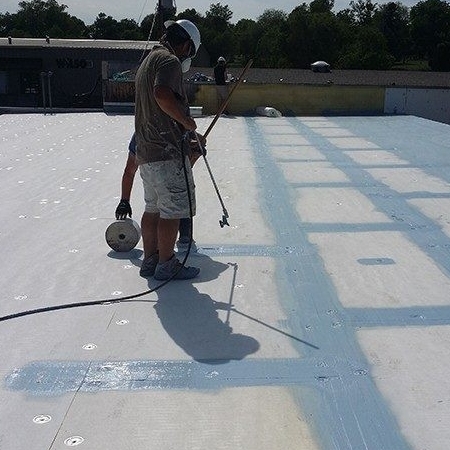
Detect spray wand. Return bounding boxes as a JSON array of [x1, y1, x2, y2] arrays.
[[195, 59, 253, 227]]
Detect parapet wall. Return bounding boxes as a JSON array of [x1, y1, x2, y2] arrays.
[[384, 88, 450, 124], [188, 84, 385, 116], [104, 80, 450, 125]]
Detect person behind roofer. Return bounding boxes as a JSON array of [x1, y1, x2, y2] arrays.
[[214, 56, 229, 113], [115, 133, 197, 253]]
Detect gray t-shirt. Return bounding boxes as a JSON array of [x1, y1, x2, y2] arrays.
[[134, 44, 188, 164]]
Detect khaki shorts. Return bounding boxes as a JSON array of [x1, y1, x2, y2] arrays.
[[139, 157, 196, 219]]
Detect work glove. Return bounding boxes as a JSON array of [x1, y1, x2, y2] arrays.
[[115, 199, 132, 220], [189, 132, 206, 154], [188, 132, 207, 167], [191, 141, 206, 157]]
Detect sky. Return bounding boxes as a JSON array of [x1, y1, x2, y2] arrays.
[[2, 0, 420, 25]]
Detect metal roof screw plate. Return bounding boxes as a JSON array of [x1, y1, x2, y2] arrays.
[[64, 436, 84, 446], [116, 319, 129, 325], [33, 415, 51, 424], [82, 343, 97, 350]]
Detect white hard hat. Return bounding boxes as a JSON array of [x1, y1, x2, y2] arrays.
[[218, 56, 226, 62], [164, 19, 201, 57]]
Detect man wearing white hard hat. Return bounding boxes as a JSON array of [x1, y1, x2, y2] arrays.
[[214, 56, 229, 113], [134, 19, 205, 280]]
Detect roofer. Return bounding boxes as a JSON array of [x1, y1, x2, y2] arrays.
[[134, 19, 205, 280], [214, 56, 229, 113], [114, 133, 197, 254]]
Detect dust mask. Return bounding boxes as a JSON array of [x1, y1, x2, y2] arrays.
[[181, 57, 192, 73]]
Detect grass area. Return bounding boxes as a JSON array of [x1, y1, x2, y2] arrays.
[[390, 60, 430, 71]]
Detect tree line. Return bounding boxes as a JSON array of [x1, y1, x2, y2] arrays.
[[1, 0, 450, 70]]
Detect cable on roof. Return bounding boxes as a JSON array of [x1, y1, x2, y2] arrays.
[[0, 133, 195, 324]]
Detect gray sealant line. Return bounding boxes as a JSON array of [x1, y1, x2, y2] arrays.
[[246, 117, 412, 450]]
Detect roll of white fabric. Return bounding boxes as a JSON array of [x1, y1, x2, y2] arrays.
[[256, 106, 282, 117]]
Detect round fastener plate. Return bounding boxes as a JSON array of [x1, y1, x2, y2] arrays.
[[82, 343, 97, 350], [64, 436, 84, 446], [33, 415, 52, 424]]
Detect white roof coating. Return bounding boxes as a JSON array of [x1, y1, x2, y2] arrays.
[[1, 112, 450, 450]]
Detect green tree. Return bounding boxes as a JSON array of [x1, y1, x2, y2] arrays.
[[118, 18, 144, 40], [336, 8, 357, 26], [4, 0, 86, 38], [349, 0, 379, 25], [0, 12, 16, 35], [410, 0, 450, 69], [140, 14, 156, 40], [375, 2, 411, 62], [205, 2, 233, 25], [201, 3, 235, 65], [286, 2, 343, 68], [255, 9, 289, 67], [233, 18, 259, 63], [337, 26, 394, 68], [308, 12, 342, 65], [310, 0, 335, 14], [286, 4, 311, 68], [176, 8, 203, 24], [430, 41, 450, 70], [89, 12, 121, 39], [1, 0, 441, 71]]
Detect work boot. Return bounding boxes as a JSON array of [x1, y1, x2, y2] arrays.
[[154, 255, 200, 280], [139, 252, 159, 277]]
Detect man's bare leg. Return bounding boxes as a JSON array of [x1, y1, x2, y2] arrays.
[[158, 218, 180, 263], [141, 212, 159, 259]]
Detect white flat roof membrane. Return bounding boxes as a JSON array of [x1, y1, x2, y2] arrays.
[[1, 113, 449, 450]]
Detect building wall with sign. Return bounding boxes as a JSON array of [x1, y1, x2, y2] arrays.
[[0, 38, 211, 111], [0, 45, 140, 109]]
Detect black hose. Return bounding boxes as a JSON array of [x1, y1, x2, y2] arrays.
[[0, 137, 195, 323]]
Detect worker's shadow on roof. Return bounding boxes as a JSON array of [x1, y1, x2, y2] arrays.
[[153, 256, 260, 365]]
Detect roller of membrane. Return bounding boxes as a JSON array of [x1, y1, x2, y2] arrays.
[[105, 219, 141, 252], [256, 106, 282, 117]]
